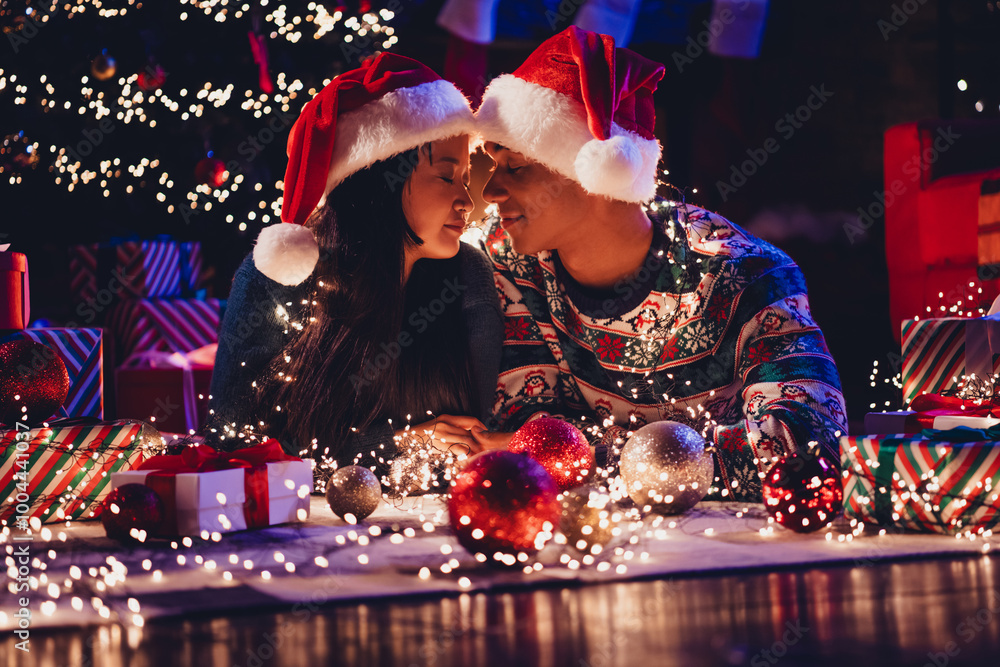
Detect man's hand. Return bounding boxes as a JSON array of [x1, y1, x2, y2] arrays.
[[396, 415, 487, 456]]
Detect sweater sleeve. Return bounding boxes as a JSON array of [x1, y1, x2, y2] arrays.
[[710, 262, 848, 501], [206, 253, 309, 448]]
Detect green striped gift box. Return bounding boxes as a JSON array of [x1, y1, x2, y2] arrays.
[[841, 433, 1000, 534], [0, 421, 153, 525], [901, 317, 1000, 405]]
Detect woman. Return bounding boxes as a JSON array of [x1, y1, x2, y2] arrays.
[[206, 54, 502, 485]]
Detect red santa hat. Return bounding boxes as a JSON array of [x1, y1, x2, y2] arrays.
[[255, 53, 475, 286], [477, 26, 665, 203]]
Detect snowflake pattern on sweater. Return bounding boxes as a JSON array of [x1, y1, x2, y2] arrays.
[[481, 201, 847, 501]]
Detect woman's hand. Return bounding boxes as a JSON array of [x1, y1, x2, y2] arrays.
[[468, 412, 551, 451], [396, 415, 487, 456], [470, 429, 514, 451]]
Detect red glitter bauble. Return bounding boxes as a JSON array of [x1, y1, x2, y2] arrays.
[[508, 417, 594, 491], [448, 450, 560, 561], [762, 451, 843, 533], [100, 484, 165, 541], [0, 339, 70, 426], [194, 157, 228, 188]]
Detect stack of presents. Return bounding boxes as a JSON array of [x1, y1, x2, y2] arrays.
[[847, 312, 1000, 535], [0, 241, 310, 535], [842, 119, 1000, 536]]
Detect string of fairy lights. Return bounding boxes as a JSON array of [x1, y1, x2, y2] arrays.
[[4, 0, 399, 41], [868, 283, 995, 412], [1, 1, 399, 228]]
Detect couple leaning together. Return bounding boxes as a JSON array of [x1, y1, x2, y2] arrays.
[[207, 27, 847, 502]]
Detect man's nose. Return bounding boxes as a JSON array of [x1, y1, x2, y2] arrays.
[[482, 171, 508, 204]]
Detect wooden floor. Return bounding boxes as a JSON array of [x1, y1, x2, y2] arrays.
[[9, 555, 1000, 666]]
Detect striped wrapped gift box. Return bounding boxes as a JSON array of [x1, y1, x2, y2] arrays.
[[901, 316, 1000, 405], [0, 420, 155, 525], [106, 298, 224, 363], [841, 433, 1000, 535], [69, 240, 204, 310], [1, 328, 103, 420]]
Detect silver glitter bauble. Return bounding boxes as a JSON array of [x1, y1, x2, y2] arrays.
[[135, 421, 166, 456], [559, 484, 618, 554], [326, 465, 382, 522], [619, 421, 713, 515]]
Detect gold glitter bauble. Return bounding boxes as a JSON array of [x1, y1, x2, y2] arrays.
[[559, 485, 617, 553], [326, 465, 381, 522], [619, 421, 713, 515]]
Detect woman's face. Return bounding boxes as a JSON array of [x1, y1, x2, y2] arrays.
[[402, 135, 473, 272]]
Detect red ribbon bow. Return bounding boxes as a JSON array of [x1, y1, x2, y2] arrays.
[[906, 394, 1000, 430], [137, 439, 297, 472], [138, 439, 300, 535]]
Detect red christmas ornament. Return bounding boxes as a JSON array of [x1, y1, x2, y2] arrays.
[[448, 450, 560, 561], [100, 484, 165, 541], [762, 451, 843, 533], [0, 339, 70, 426], [508, 417, 594, 491], [194, 157, 228, 188], [137, 65, 166, 91]]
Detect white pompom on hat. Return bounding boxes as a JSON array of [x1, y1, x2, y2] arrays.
[[253, 53, 475, 286], [477, 26, 665, 203]]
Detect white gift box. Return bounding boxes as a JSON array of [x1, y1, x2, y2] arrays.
[[864, 411, 1000, 435], [111, 460, 313, 536]]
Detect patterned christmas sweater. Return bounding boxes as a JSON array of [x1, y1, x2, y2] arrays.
[[482, 200, 847, 501]]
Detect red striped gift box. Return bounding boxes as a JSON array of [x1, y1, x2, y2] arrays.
[[901, 316, 1000, 405], [1, 328, 104, 420], [106, 298, 224, 363], [0, 420, 154, 525], [841, 432, 1000, 535], [69, 240, 204, 309]]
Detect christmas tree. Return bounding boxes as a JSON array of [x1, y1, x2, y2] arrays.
[[1, 0, 407, 312]]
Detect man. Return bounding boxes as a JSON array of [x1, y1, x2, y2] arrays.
[[471, 27, 846, 501]]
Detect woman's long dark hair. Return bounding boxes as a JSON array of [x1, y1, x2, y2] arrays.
[[253, 148, 475, 460]]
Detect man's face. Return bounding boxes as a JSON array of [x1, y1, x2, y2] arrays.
[[481, 142, 590, 256]]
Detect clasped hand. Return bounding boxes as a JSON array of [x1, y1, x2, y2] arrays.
[[395, 415, 512, 456]]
